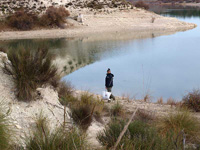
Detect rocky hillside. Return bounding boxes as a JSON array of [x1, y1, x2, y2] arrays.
[[0, 0, 132, 15]]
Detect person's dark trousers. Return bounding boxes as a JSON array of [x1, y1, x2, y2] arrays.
[[106, 87, 115, 100]]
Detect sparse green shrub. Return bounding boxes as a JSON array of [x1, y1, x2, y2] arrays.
[[135, 1, 149, 10], [111, 101, 124, 117], [71, 104, 93, 130], [0, 101, 14, 150], [80, 92, 104, 117], [182, 89, 200, 112], [6, 9, 38, 30], [158, 109, 200, 143], [26, 113, 87, 150], [97, 119, 126, 148], [58, 81, 77, 106], [71, 92, 104, 129], [40, 6, 70, 27], [126, 121, 177, 150], [97, 119, 181, 149], [4, 47, 57, 101]]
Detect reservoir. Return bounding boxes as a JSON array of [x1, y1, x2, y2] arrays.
[[1, 7, 200, 101]]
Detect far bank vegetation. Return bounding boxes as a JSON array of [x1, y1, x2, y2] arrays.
[[0, 6, 70, 31], [134, 1, 149, 10]]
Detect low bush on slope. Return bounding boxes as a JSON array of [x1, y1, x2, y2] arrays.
[[6, 9, 38, 31], [40, 6, 70, 28], [3, 6, 70, 31]]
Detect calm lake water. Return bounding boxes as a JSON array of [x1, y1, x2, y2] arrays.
[[1, 8, 200, 101]]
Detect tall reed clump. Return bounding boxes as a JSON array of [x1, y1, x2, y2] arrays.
[[58, 81, 78, 106], [26, 113, 88, 150], [0, 101, 14, 150], [157, 109, 200, 144], [71, 92, 104, 130], [182, 89, 200, 112], [4, 47, 58, 101], [97, 119, 176, 150], [40, 6, 70, 28], [6, 9, 38, 30]]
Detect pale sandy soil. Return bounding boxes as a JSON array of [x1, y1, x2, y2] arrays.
[[0, 8, 196, 40]]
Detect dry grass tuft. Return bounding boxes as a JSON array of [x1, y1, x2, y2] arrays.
[[111, 101, 124, 117], [157, 109, 200, 143], [167, 97, 177, 107], [135, 109, 155, 123], [4, 47, 58, 101], [0, 101, 15, 150], [26, 112, 88, 150], [144, 93, 151, 102], [58, 81, 77, 106], [71, 92, 104, 130], [157, 97, 163, 104], [121, 93, 131, 101]]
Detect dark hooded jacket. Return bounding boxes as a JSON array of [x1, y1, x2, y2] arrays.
[[105, 73, 114, 87]]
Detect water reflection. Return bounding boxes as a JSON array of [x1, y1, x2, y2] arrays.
[[0, 8, 200, 101], [150, 5, 200, 18], [0, 31, 167, 75]]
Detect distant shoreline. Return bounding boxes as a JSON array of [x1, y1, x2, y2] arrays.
[[0, 9, 196, 41]]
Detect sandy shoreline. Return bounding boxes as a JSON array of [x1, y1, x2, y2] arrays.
[[180, 3, 200, 7], [0, 9, 197, 40]]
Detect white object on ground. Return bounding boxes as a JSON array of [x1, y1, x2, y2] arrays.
[[77, 13, 83, 23], [102, 91, 111, 100]]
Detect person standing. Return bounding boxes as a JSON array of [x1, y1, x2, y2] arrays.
[[105, 68, 115, 100]]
